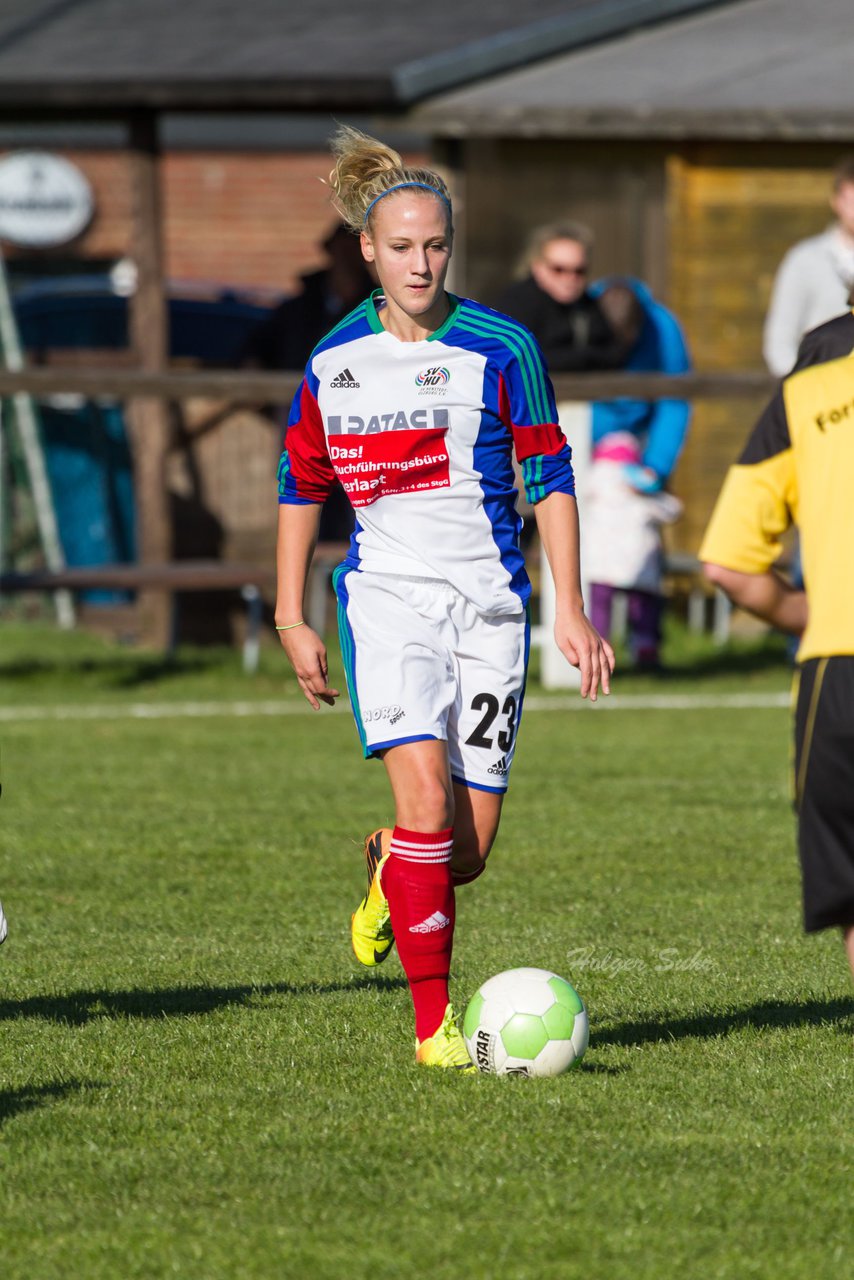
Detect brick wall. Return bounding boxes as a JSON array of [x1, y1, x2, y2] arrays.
[[162, 151, 340, 293], [3, 147, 427, 297]]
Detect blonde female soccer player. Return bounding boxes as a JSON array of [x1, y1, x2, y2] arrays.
[[276, 127, 613, 1071]]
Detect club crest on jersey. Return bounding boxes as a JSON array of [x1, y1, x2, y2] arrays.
[[327, 407, 450, 435], [415, 366, 450, 387], [415, 365, 451, 396]]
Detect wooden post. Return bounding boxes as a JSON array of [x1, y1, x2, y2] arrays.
[[127, 110, 172, 646]]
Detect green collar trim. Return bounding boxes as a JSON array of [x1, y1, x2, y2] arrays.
[[367, 289, 461, 343]]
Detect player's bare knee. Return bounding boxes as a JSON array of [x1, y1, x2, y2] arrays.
[[404, 777, 454, 832]]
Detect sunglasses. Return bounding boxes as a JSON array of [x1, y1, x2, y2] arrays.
[[543, 260, 588, 276]]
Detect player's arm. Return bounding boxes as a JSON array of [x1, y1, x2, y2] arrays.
[[276, 377, 341, 709], [699, 383, 801, 634], [534, 490, 614, 701], [499, 334, 614, 700], [275, 503, 339, 709], [702, 562, 807, 635]]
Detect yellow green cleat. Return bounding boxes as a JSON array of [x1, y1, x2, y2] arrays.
[[350, 829, 395, 966], [415, 1003, 477, 1073]]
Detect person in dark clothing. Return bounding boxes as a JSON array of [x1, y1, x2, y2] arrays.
[[244, 223, 376, 540], [244, 223, 376, 371], [496, 222, 626, 372], [701, 308, 854, 985]]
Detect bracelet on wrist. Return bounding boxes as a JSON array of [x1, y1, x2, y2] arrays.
[[275, 620, 306, 631]]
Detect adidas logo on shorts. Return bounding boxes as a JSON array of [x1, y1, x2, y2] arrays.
[[330, 367, 360, 388], [488, 756, 508, 776]]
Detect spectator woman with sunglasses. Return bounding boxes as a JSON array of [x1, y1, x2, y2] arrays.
[[497, 221, 627, 371]]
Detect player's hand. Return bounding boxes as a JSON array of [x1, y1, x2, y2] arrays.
[[554, 606, 615, 702], [277, 624, 340, 709]]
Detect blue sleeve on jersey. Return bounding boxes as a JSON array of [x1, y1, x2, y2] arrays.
[[502, 337, 559, 428], [520, 449, 575, 504], [451, 300, 576, 503], [500, 340, 575, 503]]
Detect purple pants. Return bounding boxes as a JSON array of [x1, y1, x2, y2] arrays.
[[590, 583, 663, 665]]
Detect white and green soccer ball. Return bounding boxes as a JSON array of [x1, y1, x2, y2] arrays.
[[463, 967, 588, 1077]]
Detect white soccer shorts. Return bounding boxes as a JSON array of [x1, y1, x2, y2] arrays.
[[334, 569, 529, 793]]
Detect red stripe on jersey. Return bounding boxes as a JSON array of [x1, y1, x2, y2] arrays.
[[498, 372, 567, 462], [285, 382, 337, 502]]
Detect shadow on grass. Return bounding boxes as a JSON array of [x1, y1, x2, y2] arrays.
[[0, 1079, 98, 1128], [0, 975, 409, 1025], [576, 1061, 626, 1076], [597, 995, 854, 1048], [0, 651, 222, 691], [615, 642, 791, 683]]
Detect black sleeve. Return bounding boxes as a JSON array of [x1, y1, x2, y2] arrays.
[[738, 387, 791, 465], [738, 310, 854, 464], [792, 312, 854, 372]]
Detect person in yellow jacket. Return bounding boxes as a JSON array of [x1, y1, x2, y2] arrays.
[[701, 309, 854, 984]]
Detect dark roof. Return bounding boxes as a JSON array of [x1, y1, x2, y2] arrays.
[[0, 0, 735, 111], [415, 0, 854, 139]]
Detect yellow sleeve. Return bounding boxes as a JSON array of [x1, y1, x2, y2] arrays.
[[699, 450, 797, 573]]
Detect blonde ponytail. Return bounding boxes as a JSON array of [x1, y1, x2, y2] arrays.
[[328, 125, 452, 231]]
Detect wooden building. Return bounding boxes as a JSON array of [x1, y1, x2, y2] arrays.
[[417, 0, 854, 548], [0, 0, 851, 635]]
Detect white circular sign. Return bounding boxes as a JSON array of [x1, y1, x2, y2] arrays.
[[0, 151, 94, 248]]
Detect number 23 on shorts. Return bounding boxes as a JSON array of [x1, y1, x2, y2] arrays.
[[465, 693, 518, 752]]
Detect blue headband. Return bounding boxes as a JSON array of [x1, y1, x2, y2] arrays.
[[364, 181, 452, 224]]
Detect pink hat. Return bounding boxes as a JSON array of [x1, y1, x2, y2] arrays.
[[593, 431, 642, 464]]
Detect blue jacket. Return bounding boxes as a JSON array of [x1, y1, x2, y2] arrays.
[[588, 278, 691, 482]]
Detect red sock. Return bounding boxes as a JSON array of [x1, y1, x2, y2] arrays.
[[383, 826, 455, 1042]]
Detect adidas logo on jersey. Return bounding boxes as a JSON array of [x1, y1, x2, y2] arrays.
[[488, 756, 509, 776], [409, 911, 451, 934], [330, 368, 360, 388]]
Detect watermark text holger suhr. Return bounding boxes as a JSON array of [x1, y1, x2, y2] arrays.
[[566, 945, 716, 976]]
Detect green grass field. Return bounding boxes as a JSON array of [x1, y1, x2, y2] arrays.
[[1, 623, 852, 1278]]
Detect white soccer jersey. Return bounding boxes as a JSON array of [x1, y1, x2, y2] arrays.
[[278, 291, 575, 617]]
